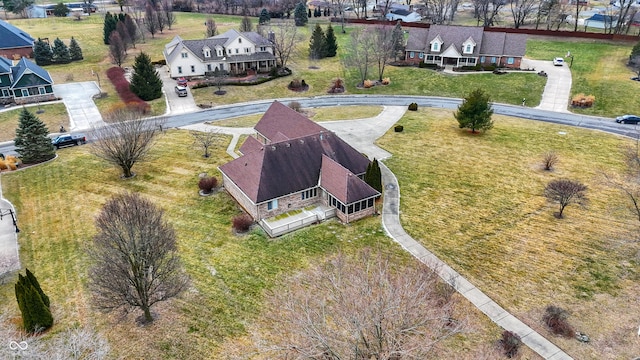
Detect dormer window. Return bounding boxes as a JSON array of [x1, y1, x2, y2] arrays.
[[465, 44, 471, 53], [432, 42, 439, 51], [430, 35, 443, 53], [217, 50, 222, 56], [462, 37, 476, 54], [204, 49, 211, 58]]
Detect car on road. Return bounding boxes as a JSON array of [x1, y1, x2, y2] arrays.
[[52, 133, 86, 149], [176, 77, 188, 86], [175, 85, 188, 97], [615, 115, 640, 124], [553, 57, 564, 66]]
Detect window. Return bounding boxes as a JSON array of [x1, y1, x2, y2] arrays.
[[418, 52, 424, 59], [267, 199, 278, 210], [465, 44, 472, 53], [459, 58, 467, 63], [468, 58, 476, 64], [507, 57, 514, 65], [190, 65, 195, 73], [181, 52, 188, 58], [39, 87, 46, 95], [177, 66, 182, 74], [235, 48, 239, 54], [245, 48, 250, 53], [301, 188, 318, 200], [21, 89, 28, 97], [347, 204, 353, 214], [218, 50, 222, 56], [238, 38, 242, 43], [409, 51, 414, 58], [434, 56, 441, 61], [426, 55, 434, 61], [480, 56, 486, 63], [28, 87, 39, 96], [204, 50, 210, 57], [260, 46, 266, 51], [207, 64, 212, 71], [432, 42, 439, 51], [491, 57, 496, 64], [368, 198, 374, 207], [1, 89, 8, 97]]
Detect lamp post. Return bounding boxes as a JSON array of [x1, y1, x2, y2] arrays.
[[91, 69, 101, 90], [566, 51, 574, 68], [0, 208, 20, 233]]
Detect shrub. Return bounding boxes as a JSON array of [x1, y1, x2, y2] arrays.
[[394, 125, 404, 132], [542, 151, 559, 171], [571, 93, 595, 108], [106, 67, 150, 113], [408, 103, 418, 111], [501, 330, 522, 358], [328, 78, 345, 93], [363, 79, 374, 88], [198, 176, 218, 194], [543, 305, 575, 338], [418, 62, 438, 69], [381, 77, 390, 85], [288, 101, 302, 112], [232, 214, 253, 233]]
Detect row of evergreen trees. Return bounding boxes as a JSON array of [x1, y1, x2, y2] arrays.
[[15, 269, 53, 333], [33, 37, 83, 66], [364, 158, 382, 193], [309, 24, 338, 60]]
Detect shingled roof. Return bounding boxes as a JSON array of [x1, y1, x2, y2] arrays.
[[0, 20, 34, 50], [165, 29, 275, 63], [254, 101, 327, 142], [320, 155, 379, 204]]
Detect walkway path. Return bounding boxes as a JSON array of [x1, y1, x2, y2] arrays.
[[0, 176, 20, 278]]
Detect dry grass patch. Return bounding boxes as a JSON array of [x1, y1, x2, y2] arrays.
[[378, 108, 640, 359], [0, 104, 69, 142], [212, 106, 383, 128]]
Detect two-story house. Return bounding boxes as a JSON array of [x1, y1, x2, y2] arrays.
[[0, 56, 55, 105], [163, 29, 277, 78]]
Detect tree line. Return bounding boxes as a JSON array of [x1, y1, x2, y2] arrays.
[[33, 37, 83, 66]]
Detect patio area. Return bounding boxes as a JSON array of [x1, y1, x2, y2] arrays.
[[259, 203, 335, 237]]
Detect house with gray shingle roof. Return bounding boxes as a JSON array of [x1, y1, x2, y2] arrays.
[[0, 20, 35, 60], [219, 101, 380, 234], [163, 29, 276, 78], [0, 56, 55, 105], [405, 25, 527, 68]]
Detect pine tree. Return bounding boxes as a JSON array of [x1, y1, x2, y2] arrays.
[[52, 37, 71, 64], [33, 38, 53, 66], [130, 52, 163, 101], [69, 37, 83, 61], [14, 108, 55, 164], [259, 8, 270, 24], [324, 24, 337, 57], [26, 268, 50, 308], [364, 158, 382, 193], [294, 2, 308, 26], [309, 23, 326, 59], [455, 89, 494, 133], [103, 12, 118, 44], [391, 20, 404, 60], [15, 270, 53, 333]]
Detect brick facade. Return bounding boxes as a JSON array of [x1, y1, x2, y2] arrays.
[[0, 48, 33, 60]]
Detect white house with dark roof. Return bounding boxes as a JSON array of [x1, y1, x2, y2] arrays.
[[405, 25, 527, 68], [219, 102, 380, 235], [163, 29, 277, 78]]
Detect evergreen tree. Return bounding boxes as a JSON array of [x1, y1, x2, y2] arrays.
[[52, 37, 71, 64], [365, 158, 382, 193], [33, 38, 53, 66], [309, 23, 326, 59], [52, 2, 69, 17], [294, 2, 308, 26], [391, 20, 404, 60], [308, 8, 311, 18], [240, 15, 253, 32], [14, 108, 55, 164], [454, 89, 494, 133], [103, 12, 118, 44], [324, 24, 337, 57], [69, 36, 83, 61], [15, 269, 53, 333], [259, 8, 270, 24], [129, 52, 163, 101]]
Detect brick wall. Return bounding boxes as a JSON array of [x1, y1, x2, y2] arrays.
[[256, 189, 321, 219], [0, 47, 33, 60], [222, 174, 259, 219], [14, 94, 56, 105]]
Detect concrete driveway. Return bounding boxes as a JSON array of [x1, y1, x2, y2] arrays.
[[53, 82, 106, 131], [159, 66, 201, 115], [522, 58, 572, 113]]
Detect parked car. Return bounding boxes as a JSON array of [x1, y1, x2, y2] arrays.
[[631, 76, 640, 82], [553, 57, 564, 66], [52, 133, 86, 149], [176, 77, 188, 86], [615, 115, 640, 124], [175, 85, 188, 97]]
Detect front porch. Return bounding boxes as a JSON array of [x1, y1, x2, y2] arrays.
[[259, 203, 336, 237]]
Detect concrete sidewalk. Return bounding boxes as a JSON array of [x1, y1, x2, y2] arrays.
[[0, 178, 20, 277]]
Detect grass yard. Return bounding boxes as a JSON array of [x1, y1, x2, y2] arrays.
[[212, 105, 383, 127], [377, 108, 640, 359], [0, 104, 69, 142]]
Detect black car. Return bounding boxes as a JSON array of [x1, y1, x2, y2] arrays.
[[52, 133, 87, 149], [615, 115, 640, 124]]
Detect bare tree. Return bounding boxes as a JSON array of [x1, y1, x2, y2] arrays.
[[145, 2, 159, 38], [240, 15, 253, 32], [161, 0, 176, 30], [425, 0, 460, 24], [266, 22, 302, 69], [542, 151, 559, 171], [108, 32, 127, 67], [343, 27, 375, 86], [88, 192, 189, 324], [510, 0, 537, 28], [614, 0, 635, 34], [116, 21, 131, 52], [573, 0, 585, 31], [90, 110, 164, 178], [205, 16, 218, 37], [257, 250, 465, 358], [124, 14, 140, 48], [371, 25, 396, 81], [191, 129, 219, 158], [475, 0, 505, 26], [155, 3, 167, 33], [602, 141, 640, 223], [544, 179, 588, 218]]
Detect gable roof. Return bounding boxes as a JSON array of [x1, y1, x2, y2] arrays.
[[254, 101, 327, 142], [238, 134, 263, 155], [427, 25, 484, 56], [165, 30, 274, 63], [0, 56, 12, 74], [0, 20, 34, 49], [10, 57, 53, 89], [320, 155, 379, 204]]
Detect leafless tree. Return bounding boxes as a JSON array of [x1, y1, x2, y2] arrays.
[[124, 14, 140, 48], [145, 2, 159, 38], [349, 0, 367, 19], [425, 0, 460, 24], [155, 3, 167, 33], [161, 0, 176, 29], [257, 250, 466, 359], [116, 21, 131, 52], [542, 151, 559, 171], [572, 0, 585, 31], [205, 16, 218, 37], [475, 0, 505, 26], [544, 179, 588, 218], [510, 0, 537, 28], [602, 141, 640, 223], [88, 192, 189, 324], [265, 21, 302, 69], [108, 32, 127, 67], [343, 27, 375, 86], [240, 15, 253, 32], [614, 0, 635, 34], [371, 25, 396, 81], [90, 110, 164, 178], [191, 129, 219, 158]]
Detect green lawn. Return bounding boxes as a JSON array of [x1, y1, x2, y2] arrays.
[[212, 105, 383, 127], [0, 104, 69, 142], [377, 108, 640, 359]]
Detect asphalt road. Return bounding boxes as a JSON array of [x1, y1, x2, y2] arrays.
[[0, 95, 634, 155]]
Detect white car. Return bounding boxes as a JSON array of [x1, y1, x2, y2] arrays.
[[553, 57, 564, 66]]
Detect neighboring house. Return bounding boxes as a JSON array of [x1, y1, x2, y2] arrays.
[[0, 20, 35, 59], [28, 3, 98, 17], [405, 25, 527, 68], [219, 102, 380, 234], [163, 29, 277, 78], [584, 14, 618, 29], [385, 8, 422, 22], [0, 56, 55, 105]]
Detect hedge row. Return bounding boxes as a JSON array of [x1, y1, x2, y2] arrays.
[[106, 67, 150, 114]]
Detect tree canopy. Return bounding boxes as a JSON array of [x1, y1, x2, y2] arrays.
[[14, 108, 55, 164], [294, 2, 308, 26], [130, 52, 163, 101], [454, 88, 494, 133]]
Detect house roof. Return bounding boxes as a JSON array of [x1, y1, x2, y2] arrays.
[[254, 101, 327, 142], [0, 20, 34, 49], [238, 134, 263, 155], [0, 56, 12, 74], [10, 57, 53, 89], [165, 29, 275, 63], [585, 14, 617, 22], [320, 155, 379, 204], [220, 102, 371, 204], [427, 25, 484, 56]]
